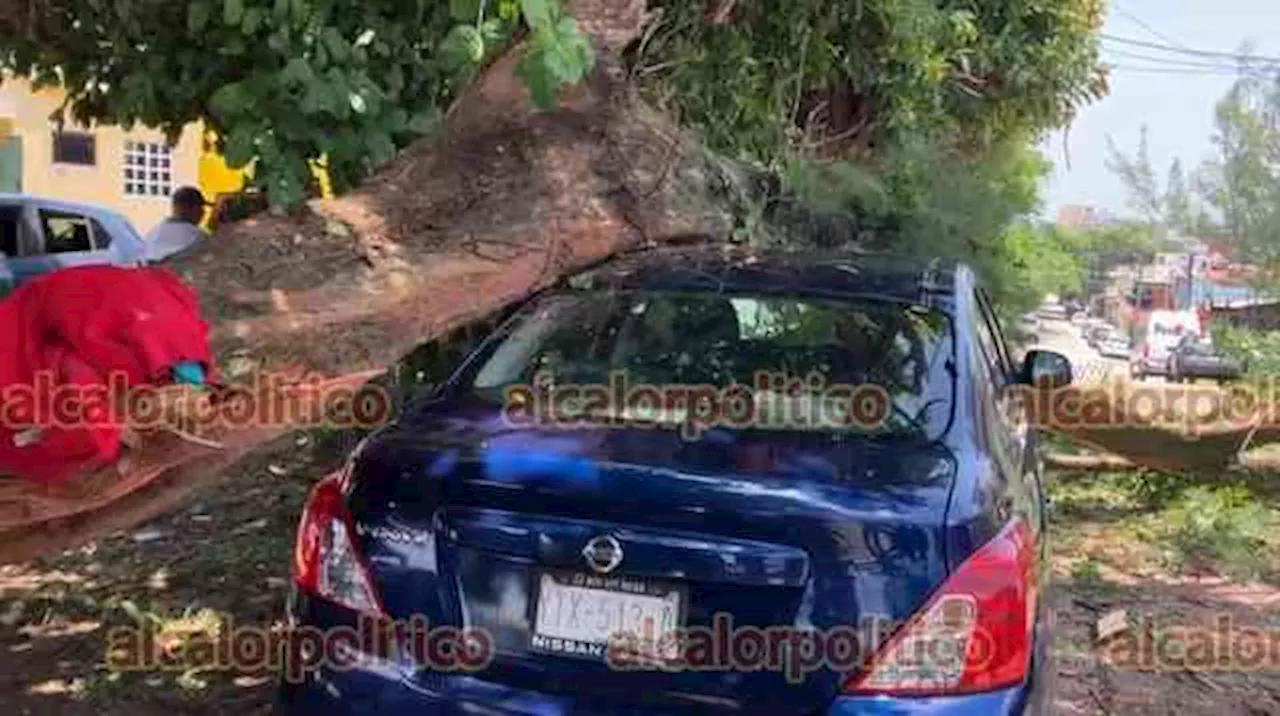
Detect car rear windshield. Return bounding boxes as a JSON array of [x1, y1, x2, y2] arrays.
[[465, 291, 955, 439]]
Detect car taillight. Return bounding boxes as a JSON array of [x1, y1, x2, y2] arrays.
[[843, 519, 1036, 696], [293, 472, 384, 615]]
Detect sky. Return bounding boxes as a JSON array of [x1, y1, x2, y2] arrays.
[[1040, 0, 1280, 220]]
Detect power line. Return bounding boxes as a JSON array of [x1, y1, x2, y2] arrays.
[[1110, 4, 1191, 52], [1101, 46, 1263, 71], [1100, 33, 1280, 64], [1104, 63, 1255, 76]]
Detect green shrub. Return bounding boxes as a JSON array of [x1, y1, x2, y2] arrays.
[[1211, 321, 1280, 383], [1068, 558, 1113, 593], [1160, 485, 1271, 581]]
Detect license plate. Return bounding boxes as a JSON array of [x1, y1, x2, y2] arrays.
[[529, 570, 685, 662]]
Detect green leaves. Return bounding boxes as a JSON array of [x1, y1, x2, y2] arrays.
[[223, 125, 257, 167], [449, 0, 482, 23], [5, 0, 593, 209], [320, 27, 348, 64], [442, 24, 486, 68], [187, 3, 211, 33], [435, 0, 596, 113], [514, 0, 594, 109], [242, 7, 265, 35], [187, 4, 491, 207], [364, 130, 396, 166], [406, 108, 441, 134], [222, 0, 243, 27], [279, 57, 314, 87], [209, 82, 249, 120], [520, 0, 555, 29], [637, 0, 1103, 171]]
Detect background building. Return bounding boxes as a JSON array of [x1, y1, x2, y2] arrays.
[[1055, 204, 1118, 228], [0, 75, 250, 233], [0, 75, 204, 231]]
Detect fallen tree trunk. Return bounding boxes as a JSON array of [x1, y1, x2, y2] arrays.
[[1044, 449, 1280, 473], [1043, 452, 1137, 471], [0, 1, 771, 564], [1029, 380, 1275, 473], [171, 64, 746, 376]]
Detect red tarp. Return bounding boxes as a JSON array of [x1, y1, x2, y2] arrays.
[[0, 265, 212, 484]]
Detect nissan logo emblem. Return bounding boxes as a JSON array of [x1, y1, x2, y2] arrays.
[[582, 535, 623, 574]]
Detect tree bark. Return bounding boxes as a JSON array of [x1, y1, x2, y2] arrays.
[[1043, 452, 1137, 471], [0, 0, 772, 563], [164, 1, 747, 380]]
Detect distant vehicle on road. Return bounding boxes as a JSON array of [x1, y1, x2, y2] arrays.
[[1020, 311, 1039, 335], [1079, 317, 1106, 339], [1131, 309, 1202, 380], [1097, 331, 1131, 360], [0, 194, 147, 288], [1069, 311, 1088, 326], [1037, 301, 1067, 321], [1085, 324, 1113, 349], [1167, 335, 1244, 384]]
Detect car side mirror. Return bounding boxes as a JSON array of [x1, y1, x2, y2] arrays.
[[1018, 349, 1073, 389]]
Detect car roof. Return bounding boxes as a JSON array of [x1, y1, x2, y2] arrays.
[[0, 193, 134, 223], [566, 242, 961, 307]]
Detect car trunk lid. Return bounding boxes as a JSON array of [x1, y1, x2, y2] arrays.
[[344, 403, 957, 714]]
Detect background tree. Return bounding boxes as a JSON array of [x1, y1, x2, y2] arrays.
[[1107, 125, 1229, 243], [1106, 125, 1164, 226], [1194, 65, 1280, 267], [1165, 158, 1193, 235]]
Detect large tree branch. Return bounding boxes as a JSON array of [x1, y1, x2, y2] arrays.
[[0, 1, 780, 562]]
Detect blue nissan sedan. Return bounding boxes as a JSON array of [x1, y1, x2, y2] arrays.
[[277, 246, 1070, 715]]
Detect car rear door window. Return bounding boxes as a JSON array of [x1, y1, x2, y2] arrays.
[[89, 218, 113, 248], [975, 290, 1017, 378], [970, 288, 1026, 480], [38, 209, 94, 254], [971, 298, 1007, 382]]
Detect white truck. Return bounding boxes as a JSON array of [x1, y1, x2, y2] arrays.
[[1130, 309, 1203, 380]]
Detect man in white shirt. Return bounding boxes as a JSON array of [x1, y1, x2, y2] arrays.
[[143, 186, 210, 262]]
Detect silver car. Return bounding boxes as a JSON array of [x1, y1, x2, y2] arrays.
[[0, 193, 147, 293], [1097, 331, 1131, 360]]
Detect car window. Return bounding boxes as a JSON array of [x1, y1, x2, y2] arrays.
[[468, 290, 955, 438], [0, 206, 19, 257], [976, 290, 1015, 372], [39, 209, 94, 254], [967, 290, 1020, 459], [971, 291, 1009, 381], [90, 218, 113, 248]]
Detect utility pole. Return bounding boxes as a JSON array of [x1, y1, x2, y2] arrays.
[[1186, 252, 1195, 310]]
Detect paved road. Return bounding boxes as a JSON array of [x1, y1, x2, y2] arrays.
[[1029, 316, 1126, 383]]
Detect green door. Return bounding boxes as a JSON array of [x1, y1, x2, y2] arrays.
[[0, 135, 21, 193]]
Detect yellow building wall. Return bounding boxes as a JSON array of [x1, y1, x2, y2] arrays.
[[198, 130, 247, 199], [0, 75, 203, 233], [197, 133, 334, 204]]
